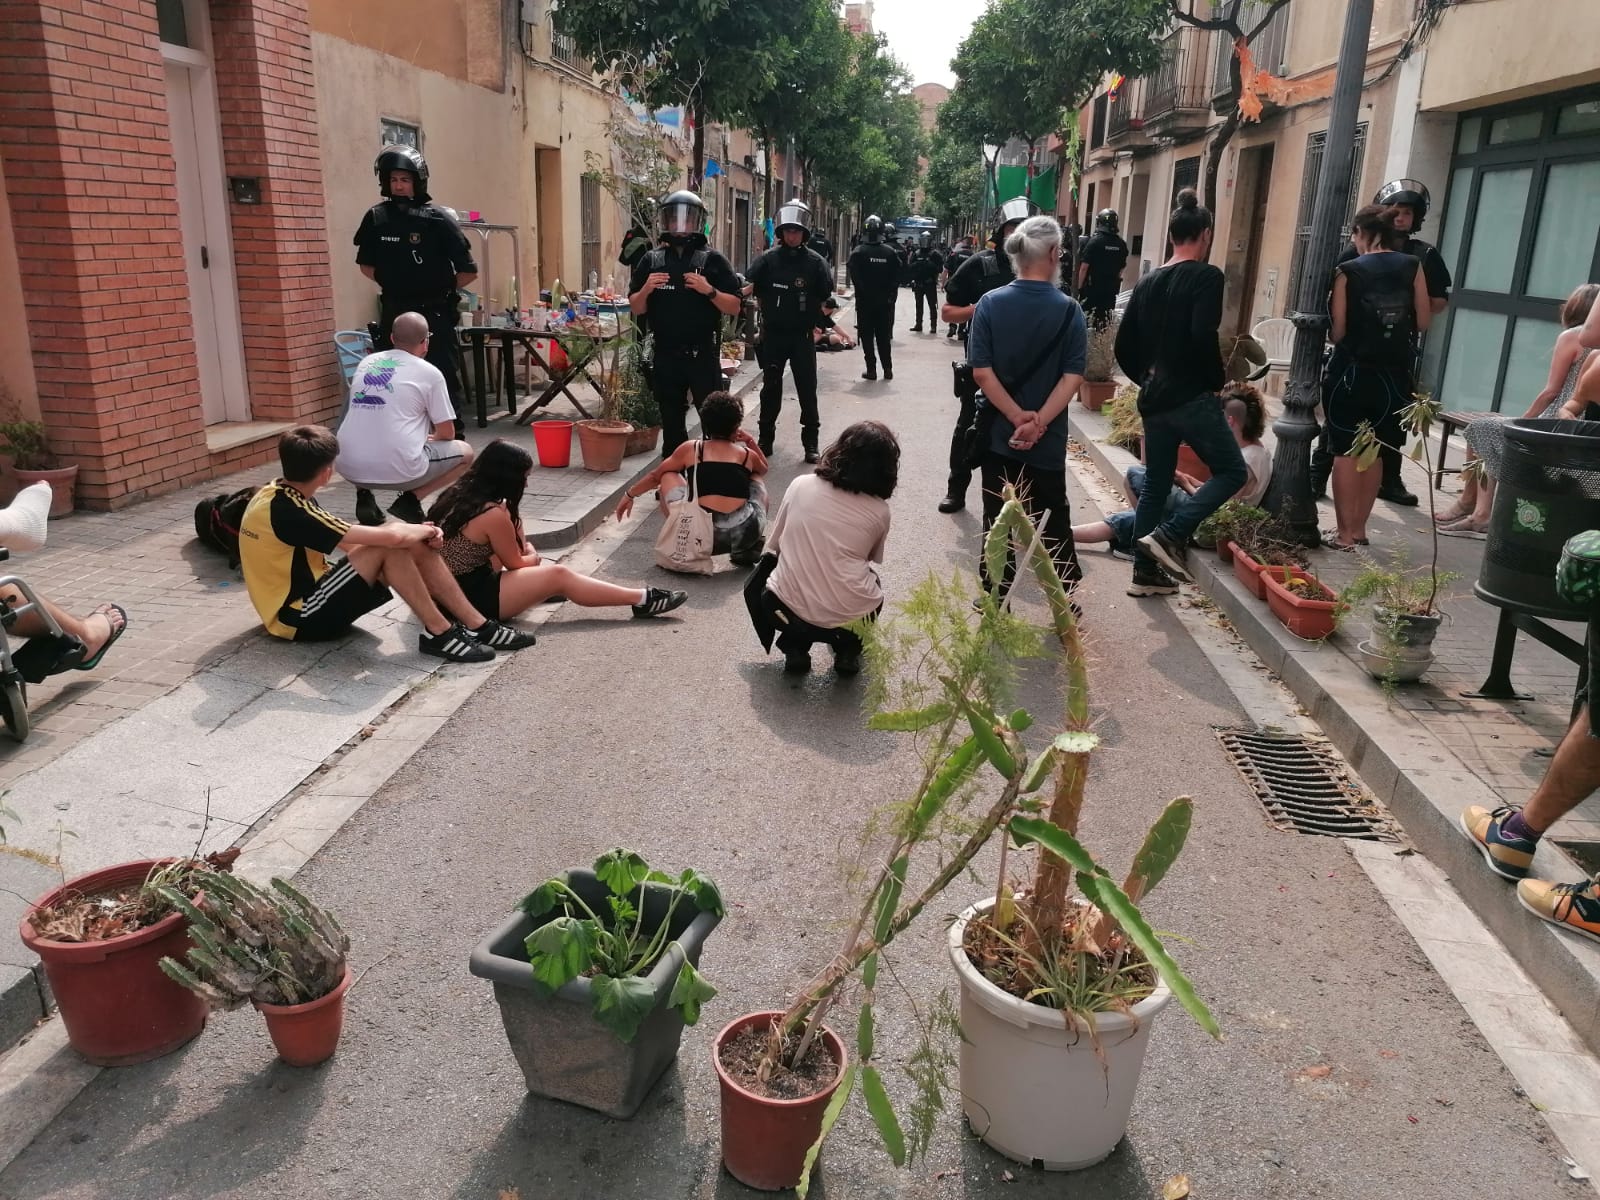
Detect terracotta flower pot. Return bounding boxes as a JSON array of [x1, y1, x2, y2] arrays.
[[623, 424, 661, 458], [1262, 567, 1339, 640], [1217, 539, 1235, 564], [1229, 542, 1269, 600], [1175, 444, 1211, 483], [1078, 380, 1117, 412], [15, 465, 77, 518], [255, 964, 352, 1067], [713, 1011, 847, 1191], [19, 859, 207, 1066], [576, 419, 632, 473]]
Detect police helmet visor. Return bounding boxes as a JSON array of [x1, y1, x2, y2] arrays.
[[660, 203, 702, 235], [998, 197, 1034, 225], [776, 201, 811, 231], [1375, 178, 1430, 217]]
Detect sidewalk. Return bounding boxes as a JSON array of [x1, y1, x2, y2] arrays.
[[0, 366, 758, 1050], [1067, 403, 1600, 1055]]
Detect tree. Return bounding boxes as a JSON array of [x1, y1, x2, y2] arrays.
[[923, 127, 987, 231]]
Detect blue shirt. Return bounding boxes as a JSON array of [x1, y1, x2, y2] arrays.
[[967, 280, 1088, 467]]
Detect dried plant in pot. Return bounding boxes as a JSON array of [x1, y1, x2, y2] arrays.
[[1078, 319, 1119, 411], [1103, 383, 1143, 454], [157, 868, 351, 1066], [0, 419, 76, 517]]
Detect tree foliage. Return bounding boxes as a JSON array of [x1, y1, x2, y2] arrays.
[[923, 126, 986, 229]]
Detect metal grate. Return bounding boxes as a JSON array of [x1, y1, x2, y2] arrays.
[[1216, 727, 1399, 841]]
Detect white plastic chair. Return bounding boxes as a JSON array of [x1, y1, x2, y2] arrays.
[[1251, 317, 1295, 373]]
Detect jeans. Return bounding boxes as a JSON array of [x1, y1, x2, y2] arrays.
[[652, 343, 723, 455], [1133, 394, 1247, 561], [979, 452, 1082, 593], [857, 301, 894, 374], [757, 330, 820, 452]]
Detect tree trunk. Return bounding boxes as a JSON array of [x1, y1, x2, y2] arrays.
[[1202, 107, 1241, 218]]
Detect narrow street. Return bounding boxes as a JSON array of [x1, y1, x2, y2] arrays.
[[0, 310, 1581, 1200]]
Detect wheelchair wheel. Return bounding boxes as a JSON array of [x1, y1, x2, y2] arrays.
[[0, 677, 28, 743]]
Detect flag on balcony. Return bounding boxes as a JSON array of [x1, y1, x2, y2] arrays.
[[1108, 73, 1126, 101]]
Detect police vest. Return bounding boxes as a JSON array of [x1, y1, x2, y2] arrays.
[[358, 202, 466, 301]]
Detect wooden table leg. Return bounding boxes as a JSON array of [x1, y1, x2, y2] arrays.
[[471, 333, 489, 428]]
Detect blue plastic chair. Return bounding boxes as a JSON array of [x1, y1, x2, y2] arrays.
[[334, 330, 373, 428]]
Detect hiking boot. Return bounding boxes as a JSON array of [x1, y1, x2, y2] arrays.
[[784, 649, 812, 674], [467, 619, 537, 650], [419, 624, 495, 662], [1517, 878, 1600, 945], [1137, 528, 1193, 583], [1460, 804, 1537, 881], [883, 368, 893, 381], [938, 495, 965, 514], [388, 490, 427, 525], [833, 648, 863, 676], [1127, 561, 1179, 597], [758, 438, 774, 457], [355, 488, 384, 527], [632, 587, 688, 618], [862, 369, 878, 381], [804, 448, 820, 465]]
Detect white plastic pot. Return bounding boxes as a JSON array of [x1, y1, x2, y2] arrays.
[[947, 896, 1170, 1170]]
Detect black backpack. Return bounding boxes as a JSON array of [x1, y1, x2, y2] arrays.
[[193, 487, 256, 569], [1347, 258, 1417, 366]]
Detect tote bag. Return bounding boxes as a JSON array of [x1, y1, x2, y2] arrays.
[[654, 441, 716, 574]]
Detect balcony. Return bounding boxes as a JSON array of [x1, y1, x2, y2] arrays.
[[1106, 82, 1149, 146], [1143, 28, 1213, 136], [1212, 1, 1289, 113]]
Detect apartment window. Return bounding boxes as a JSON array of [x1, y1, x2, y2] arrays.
[[1172, 156, 1200, 202], [380, 119, 421, 150], [157, 0, 191, 47], [1284, 123, 1368, 314], [580, 175, 602, 289], [1090, 95, 1108, 150]]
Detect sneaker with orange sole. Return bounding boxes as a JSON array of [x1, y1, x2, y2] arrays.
[[1517, 878, 1600, 946]]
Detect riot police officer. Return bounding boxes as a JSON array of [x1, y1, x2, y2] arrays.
[[847, 215, 900, 381], [628, 191, 743, 454], [1075, 208, 1129, 327], [747, 198, 834, 462], [353, 146, 477, 426], [809, 226, 834, 272], [937, 197, 1035, 513], [943, 238, 975, 337], [909, 238, 942, 332]]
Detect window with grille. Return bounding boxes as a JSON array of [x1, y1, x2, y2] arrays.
[[1173, 156, 1200, 201], [380, 119, 421, 151], [1284, 123, 1367, 314], [1090, 95, 1108, 150], [581, 175, 602, 289]]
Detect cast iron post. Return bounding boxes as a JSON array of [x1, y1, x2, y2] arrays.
[[1266, 0, 1375, 544]]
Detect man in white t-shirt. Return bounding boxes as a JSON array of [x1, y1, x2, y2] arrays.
[[336, 311, 474, 525]]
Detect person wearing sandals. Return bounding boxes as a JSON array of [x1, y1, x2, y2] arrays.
[[615, 391, 769, 565], [1437, 284, 1599, 539], [428, 440, 687, 623]]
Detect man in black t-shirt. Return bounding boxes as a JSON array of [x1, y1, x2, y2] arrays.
[[1076, 209, 1129, 327], [353, 146, 478, 426], [628, 191, 743, 454]]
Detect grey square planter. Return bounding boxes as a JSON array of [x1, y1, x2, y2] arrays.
[[468, 870, 721, 1119]]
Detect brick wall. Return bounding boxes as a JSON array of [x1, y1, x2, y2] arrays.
[[0, 0, 211, 508], [211, 0, 340, 427]]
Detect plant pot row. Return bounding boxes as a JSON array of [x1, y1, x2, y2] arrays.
[[530, 420, 660, 471]]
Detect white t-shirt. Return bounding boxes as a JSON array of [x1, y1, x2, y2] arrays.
[[1239, 442, 1272, 507], [334, 349, 454, 485], [767, 474, 891, 629]]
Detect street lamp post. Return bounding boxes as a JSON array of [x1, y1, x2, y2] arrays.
[[1266, 0, 1376, 545]]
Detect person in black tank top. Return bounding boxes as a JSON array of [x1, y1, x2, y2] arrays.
[[1324, 205, 1433, 549]]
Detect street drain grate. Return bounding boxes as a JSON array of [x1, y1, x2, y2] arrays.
[[1215, 727, 1399, 841]]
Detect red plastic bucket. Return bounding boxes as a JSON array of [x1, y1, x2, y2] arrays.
[[532, 420, 573, 468]]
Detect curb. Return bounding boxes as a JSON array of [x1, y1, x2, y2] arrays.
[[1068, 407, 1600, 1058]]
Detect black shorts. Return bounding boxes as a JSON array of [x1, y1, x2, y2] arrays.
[[1323, 360, 1410, 457], [453, 564, 503, 622], [292, 559, 394, 641]]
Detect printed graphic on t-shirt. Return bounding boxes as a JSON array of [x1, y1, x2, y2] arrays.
[[352, 355, 400, 408]]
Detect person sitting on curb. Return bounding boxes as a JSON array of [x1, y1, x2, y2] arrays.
[[749, 420, 897, 676], [615, 391, 770, 567], [429, 439, 687, 624], [240, 425, 535, 662], [336, 311, 474, 527], [1072, 382, 1272, 557]]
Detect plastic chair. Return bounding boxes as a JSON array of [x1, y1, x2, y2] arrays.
[[333, 330, 374, 429], [1251, 317, 1295, 372]]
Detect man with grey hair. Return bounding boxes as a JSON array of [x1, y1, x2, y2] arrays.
[[967, 214, 1088, 598], [335, 310, 474, 526]]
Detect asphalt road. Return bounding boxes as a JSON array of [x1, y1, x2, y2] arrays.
[[1, 297, 1584, 1200]]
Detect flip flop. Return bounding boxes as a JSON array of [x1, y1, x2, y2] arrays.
[[72, 604, 127, 672], [1439, 524, 1488, 540]]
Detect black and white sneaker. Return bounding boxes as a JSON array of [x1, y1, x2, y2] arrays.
[[420, 624, 495, 662], [467, 619, 537, 650], [1127, 562, 1179, 597], [355, 488, 384, 527], [388, 490, 427, 525], [1136, 528, 1193, 583], [633, 587, 688, 619]]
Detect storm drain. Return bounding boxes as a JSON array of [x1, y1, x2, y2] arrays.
[[1215, 727, 1399, 841]]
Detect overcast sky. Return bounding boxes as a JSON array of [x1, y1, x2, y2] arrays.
[[870, 0, 986, 88]]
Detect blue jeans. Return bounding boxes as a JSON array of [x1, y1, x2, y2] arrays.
[[1133, 394, 1247, 560]]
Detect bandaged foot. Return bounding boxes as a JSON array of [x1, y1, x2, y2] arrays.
[[0, 482, 52, 552]]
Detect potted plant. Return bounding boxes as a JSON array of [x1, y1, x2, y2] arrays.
[[711, 494, 1216, 1194], [1195, 499, 1268, 557], [0, 420, 76, 517], [1262, 566, 1341, 640], [1103, 383, 1143, 455], [1078, 318, 1119, 411], [19, 856, 220, 1065], [618, 339, 662, 457], [566, 325, 635, 473], [469, 849, 722, 1119], [1230, 516, 1309, 601], [156, 869, 351, 1067], [1345, 395, 1454, 681]]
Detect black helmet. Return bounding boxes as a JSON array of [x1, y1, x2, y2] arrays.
[[376, 145, 430, 203], [658, 190, 707, 241], [863, 214, 884, 242], [776, 198, 811, 238], [1095, 207, 1119, 233], [1374, 178, 1430, 225], [994, 196, 1037, 236]]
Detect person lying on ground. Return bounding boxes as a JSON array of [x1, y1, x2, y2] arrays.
[[240, 424, 535, 662], [753, 420, 897, 677], [1073, 383, 1271, 556], [615, 391, 770, 566], [813, 297, 856, 351], [428, 439, 687, 623]]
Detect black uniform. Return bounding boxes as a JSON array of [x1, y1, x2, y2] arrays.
[[353, 200, 476, 421], [1078, 230, 1129, 325], [629, 239, 742, 454], [748, 244, 834, 454], [910, 248, 941, 331], [943, 246, 974, 335], [847, 240, 901, 377], [809, 233, 834, 270], [942, 248, 1016, 502], [1312, 235, 1453, 497]]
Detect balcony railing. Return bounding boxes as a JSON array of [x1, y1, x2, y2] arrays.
[[1107, 84, 1138, 140], [1144, 28, 1212, 123], [1213, 1, 1289, 100], [552, 29, 580, 68]]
